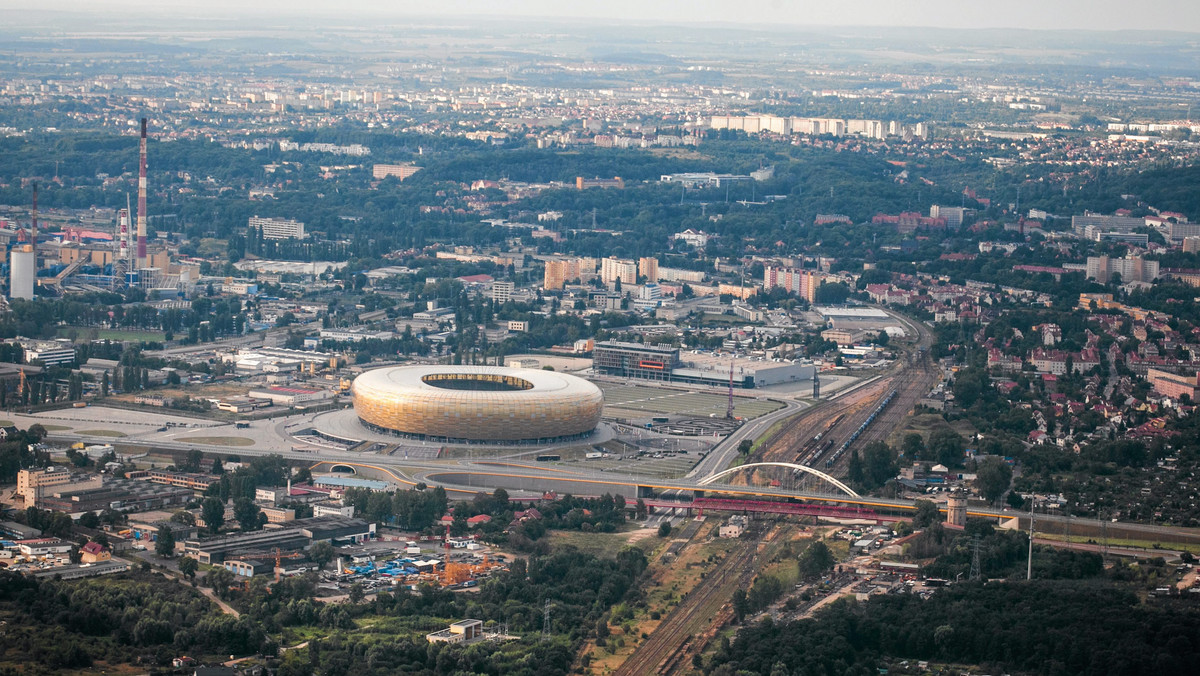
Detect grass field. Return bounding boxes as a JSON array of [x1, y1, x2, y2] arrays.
[[598, 383, 783, 420], [41, 424, 72, 431], [1036, 532, 1200, 555], [57, 326, 165, 342], [177, 436, 255, 447], [197, 238, 229, 257], [75, 429, 127, 437], [548, 526, 659, 558], [886, 413, 976, 448]]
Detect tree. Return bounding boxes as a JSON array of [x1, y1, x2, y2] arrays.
[[901, 433, 926, 460], [78, 511, 101, 529], [732, 588, 750, 622], [975, 457, 1014, 505], [180, 449, 204, 473], [170, 510, 196, 526], [492, 487, 509, 506], [737, 439, 753, 455], [293, 466, 313, 485], [847, 449, 866, 486], [863, 441, 898, 489], [27, 424, 46, 442], [309, 540, 335, 570], [233, 497, 263, 531], [178, 555, 199, 580], [348, 582, 365, 604], [155, 526, 176, 557], [814, 282, 851, 304], [635, 498, 648, 520], [201, 497, 225, 534], [798, 539, 835, 579], [929, 428, 965, 468], [912, 499, 943, 528], [206, 567, 235, 598], [210, 456, 224, 475], [658, 522, 673, 538]]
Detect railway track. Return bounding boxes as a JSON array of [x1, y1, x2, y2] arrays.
[[824, 353, 938, 478], [613, 537, 760, 676], [750, 316, 938, 484]]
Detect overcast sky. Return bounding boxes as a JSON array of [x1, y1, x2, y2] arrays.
[[6, 0, 1200, 33]]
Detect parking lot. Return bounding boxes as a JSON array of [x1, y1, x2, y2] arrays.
[[598, 383, 783, 420]]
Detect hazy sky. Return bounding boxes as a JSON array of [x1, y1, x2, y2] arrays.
[[7, 0, 1200, 33]]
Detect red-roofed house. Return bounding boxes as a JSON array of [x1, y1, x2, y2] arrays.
[[80, 541, 111, 563], [457, 274, 494, 285], [466, 515, 492, 528]]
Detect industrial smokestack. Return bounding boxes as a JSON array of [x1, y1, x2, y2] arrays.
[[29, 182, 37, 258], [118, 204, 129, 261], [136, 117, 148, 267]]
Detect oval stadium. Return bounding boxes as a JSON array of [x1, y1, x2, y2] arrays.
[[351, 365, 604, 443]]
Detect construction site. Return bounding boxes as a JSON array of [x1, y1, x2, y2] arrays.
[[331, 528, 507, 591]]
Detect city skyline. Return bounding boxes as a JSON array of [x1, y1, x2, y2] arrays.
[[4, 0, 1200, 33]]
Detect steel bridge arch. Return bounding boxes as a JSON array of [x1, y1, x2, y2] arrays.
[[698, 462, 859, 497]]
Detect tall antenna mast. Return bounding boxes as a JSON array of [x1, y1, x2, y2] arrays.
[[1027, 508, 1035, 581], [726, 354, 735, 419]]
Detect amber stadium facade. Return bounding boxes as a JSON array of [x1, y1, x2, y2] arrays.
[[351, 365, 604, 443]]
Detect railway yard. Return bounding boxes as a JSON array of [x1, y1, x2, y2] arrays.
[[751, 320, 938, 484], [605, 316, 940, 675], [611, 521, 789, 676]]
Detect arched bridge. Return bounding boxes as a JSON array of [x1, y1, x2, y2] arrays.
[[697, 462, 859, 498]]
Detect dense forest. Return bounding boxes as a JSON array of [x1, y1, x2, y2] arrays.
[[707, 581, 1200, 676], [0, 539, 647, 675], [0, 570, 265, 672]]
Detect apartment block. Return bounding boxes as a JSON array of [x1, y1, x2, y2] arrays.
[[601, 257, 637, 286], [249, 216, 306, 240]]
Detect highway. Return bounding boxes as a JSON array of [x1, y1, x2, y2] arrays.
[[48, 428, 1200, 545], [36, 303, 1200, 548]]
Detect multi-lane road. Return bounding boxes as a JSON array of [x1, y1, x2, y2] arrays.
[[29, 306, 1200, 546]]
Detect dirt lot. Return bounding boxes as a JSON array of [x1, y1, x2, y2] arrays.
[[110, 382, 251, 404]]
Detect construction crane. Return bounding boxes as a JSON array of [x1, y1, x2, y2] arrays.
[[240, 547, 304, 582]]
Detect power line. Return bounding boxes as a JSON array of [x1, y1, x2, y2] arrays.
[[970, 534, 983, 581]]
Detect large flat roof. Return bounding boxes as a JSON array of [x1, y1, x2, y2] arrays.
[[813, 306, 890, 319]]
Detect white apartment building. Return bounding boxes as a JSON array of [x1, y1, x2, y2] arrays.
[[249, 216, 306, 240], [601, 257, 637, 286]]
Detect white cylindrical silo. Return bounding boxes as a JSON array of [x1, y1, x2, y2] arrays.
[[10, 248, 34, 300]]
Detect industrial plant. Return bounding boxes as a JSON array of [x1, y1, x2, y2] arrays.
[[6, 118, 198, 300]]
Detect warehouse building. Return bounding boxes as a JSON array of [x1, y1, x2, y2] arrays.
[[592, 340, 813, 389], [36, 478, 193, 514], [592, 341, 681, 381], [185, 516, 374, 565]]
